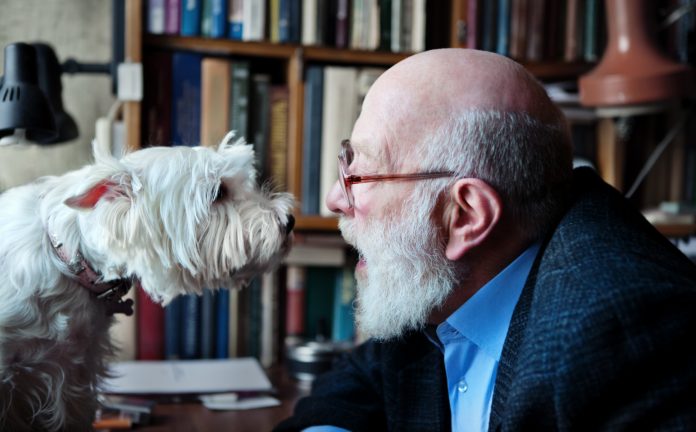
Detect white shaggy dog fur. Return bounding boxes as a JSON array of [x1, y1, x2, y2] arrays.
[[0, 132, 294, 431]]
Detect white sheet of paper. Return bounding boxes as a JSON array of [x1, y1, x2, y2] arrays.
[[101, 358, 273, 394]]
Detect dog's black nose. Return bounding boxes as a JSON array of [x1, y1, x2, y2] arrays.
[[285, 214, 295, 233]]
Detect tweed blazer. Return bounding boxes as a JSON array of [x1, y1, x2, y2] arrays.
[[275, 168, 696, 431]]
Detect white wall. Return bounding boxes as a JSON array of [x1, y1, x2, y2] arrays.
[[0, 0, 116, 191]]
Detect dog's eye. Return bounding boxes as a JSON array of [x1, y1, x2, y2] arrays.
[[213, 184, 227, 203]]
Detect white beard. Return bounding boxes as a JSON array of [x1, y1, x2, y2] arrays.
[[339, 190, 461, 341]]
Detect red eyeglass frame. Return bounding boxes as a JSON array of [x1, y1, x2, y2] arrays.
[[338, 139, 455, 208]]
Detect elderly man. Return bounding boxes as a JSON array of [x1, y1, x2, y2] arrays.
[[276, 49, 696, 431]]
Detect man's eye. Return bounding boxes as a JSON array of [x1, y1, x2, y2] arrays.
[[213, 184, 227, 203]]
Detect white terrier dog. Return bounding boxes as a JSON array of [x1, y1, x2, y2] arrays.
[[0, 132, 294, 431]]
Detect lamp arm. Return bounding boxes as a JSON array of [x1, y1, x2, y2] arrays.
[[61, 59, 111, 75]]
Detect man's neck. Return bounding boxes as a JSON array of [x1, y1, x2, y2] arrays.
[[429, 226, 532, 325]]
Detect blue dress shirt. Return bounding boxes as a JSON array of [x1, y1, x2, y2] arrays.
[[304, 243, 540, 432]]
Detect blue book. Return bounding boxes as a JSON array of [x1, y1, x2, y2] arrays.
[[180, 0, 202, 36], [278, 0, 291, 42], [301, 66, 324, 215], [228, 0, 244, 40], [180, 294, 201, 359], [496, 0, 511, 56], [200, 289, 216, 358], [164, 296, 182, 359], [171, 52, 202, 147], [288, 0, 301, 43], [215, 289, 230, 358], [305, 266, 338, 340], [211, 0, 228, 38], [332, 266, 356, 342]]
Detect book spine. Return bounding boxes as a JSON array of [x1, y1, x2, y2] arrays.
[[249, 74, 272, 182], [171, 52, 202, 147], [379, 0, 392, 51], [215, 289, 230, 358], [228, 0, 244, 39], [336, 0, 350, 48], [148, 0, 166, 34], [200, 289, 216, 359], [288, 0, 302, 43], [269, 85, 290, 190], [136, 286, 165, 360], [211, 0, 228, 37], [229, 60, 251, 141], [305, 267, 338, 340], [496, 0, 511, 56], [331, 265, 356, 342], [180, 294, 201, 359], [302, 0, 319, 45], [201, 57, 231, 147], [301, 66, 324, 215], [164, 296, 182, 359], [181, 0, 202, 36], [165, 0, 181, 34], [142, 51, 172, 147], [278, 0, 291, 43], [201, 0, 213, 36], [466, 0, 480, 49], [285, 265, 306, 337]]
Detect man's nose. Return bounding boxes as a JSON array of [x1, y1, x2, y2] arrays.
[[325, 180, 350, 215]]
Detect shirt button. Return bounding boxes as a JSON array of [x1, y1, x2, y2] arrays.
[[457, 379, 468, 393]]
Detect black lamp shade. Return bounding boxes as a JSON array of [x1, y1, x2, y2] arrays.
[[0, 43, 57, 143], [34, 43, 78, 143]]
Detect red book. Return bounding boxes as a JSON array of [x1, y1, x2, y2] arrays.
[[136, 286, 165, 360], [285, 266, 306, 336]]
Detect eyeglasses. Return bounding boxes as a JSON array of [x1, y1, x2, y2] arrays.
[[338, 139, 455, 209]]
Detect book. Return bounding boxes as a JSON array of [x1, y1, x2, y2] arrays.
[[171, 52, 202, 147], [336, 0, 351, 49], [288, 0, 302, 43], [301, 65, 324, 215], [136, 286, 165, 360], [200, 57, 231, 147], [200, 288, 216, 359], [410, 0, 426, 52], [164, 296, 182, 359], [242, 0, 266, 41], [285, 265, 306, 337], [305, 267, 339, 340], [390, 0, 402, 52], [102, 358, 273, 394], [269, 85, 289, 190], [509, 0, 528, 59], [249, 73, 271, 182], [201, 0, 213, 36], [332, 265, 356, 342], [319, 66, 358, 216], [400, 0, 413, 52], [480, 0, 497, 53], [302, 0, 319, 45], [215, 289, 230, 358], [181, 0, 202, 36], [165, 0, 181, 34], [228, 0, 244, 39], [270, 0, 281, 42], [466, 0, 480, 49], [210, 0, 228, 37], [141, 50, 172, 147], [495, 0, 511, 56], [525, 0, 546, 61], [148, 0, 166, 34], [260, 272, 280, 367], [180, 293, 202, 359], [564, 0, 582, 62], [284, 242, 346, 267], [229, 60, 251, 142], [379, 0, 392, 51]]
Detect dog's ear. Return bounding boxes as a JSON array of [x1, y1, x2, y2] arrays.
[[64, 179, 124, 210]]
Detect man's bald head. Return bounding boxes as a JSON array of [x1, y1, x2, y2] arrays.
[[364, 49, 565, 134]]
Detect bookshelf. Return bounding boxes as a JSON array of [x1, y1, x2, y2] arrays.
[[119, 0, 694, 364], [126, 0, 601, 232]]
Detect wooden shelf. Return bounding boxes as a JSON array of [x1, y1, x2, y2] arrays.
[[145, 35, 411, 66], [522, 60, 595, 81], [295, 215, 339, 231]]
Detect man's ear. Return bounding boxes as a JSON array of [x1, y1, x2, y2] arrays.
[[445, 178, 502, 260]]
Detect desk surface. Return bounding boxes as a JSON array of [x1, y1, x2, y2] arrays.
[[124, 367, 309, 432]]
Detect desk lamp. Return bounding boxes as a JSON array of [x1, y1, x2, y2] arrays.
[[0, 43, 58, 146]]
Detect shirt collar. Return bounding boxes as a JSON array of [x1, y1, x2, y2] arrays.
[[442, 242, 540, 360]]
